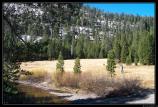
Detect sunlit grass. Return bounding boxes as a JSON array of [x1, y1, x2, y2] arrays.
[[20, 59, 155, 89], [19, 68, 47, 82]]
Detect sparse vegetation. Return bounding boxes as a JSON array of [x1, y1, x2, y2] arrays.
[[52, 72, 80, 88], [52, 71, 63, 87], [105, 77, 142, 97], [52, 71, 142, 97]]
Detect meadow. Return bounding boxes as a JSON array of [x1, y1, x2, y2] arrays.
[[20, 59, 154, 93]]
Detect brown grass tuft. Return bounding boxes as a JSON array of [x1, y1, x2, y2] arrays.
[[52, 72, 80, 88], [52, 71, 142, 97]]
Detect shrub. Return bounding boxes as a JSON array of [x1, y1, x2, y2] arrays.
[[3, 62, 21, 94], [52, 71, 63, 87], [52, 71, 142, 97], [62, 73, 80, 88], [107, 77, 141, 97], [79, 76, 141, 97], [52, 72, 80, 88]]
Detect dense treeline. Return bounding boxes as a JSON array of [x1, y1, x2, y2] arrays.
[[3, 3, 155, 63], [4, 3, 154, 65]]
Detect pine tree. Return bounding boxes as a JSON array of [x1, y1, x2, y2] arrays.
[[106, 50, 116, 78], [75, 39, 83, 58], [148, 29, 155, 65], [99, 47, 104, 58], [73, 57, 81, 73], [126, 48, 132, 65], [113, 38, 121, 60], [47, 38, 57, 60], [56, 52, 64, 72], [47, 40, 53, 60], [126, 54, 132, 65], [134, 57, 139, 66], [120, 33, 129, 63], [138, 31, 151, 65], [94, 43, 100, 58], [121, 45, 128, 63]]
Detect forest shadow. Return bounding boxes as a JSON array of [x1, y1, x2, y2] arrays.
[[71, 88, 155, 104], [3, 83, 70, 104], [3, 91, 71, 104]]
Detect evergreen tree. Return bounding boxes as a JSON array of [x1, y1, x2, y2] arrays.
[[47, 40, 53, 60], [73, 57, 81, 73], [131, 31, 139, 63], [106, 50, 116, 78], [94, 43, 100, 58], [75, 39, 83, 58], [99, 47, 104, 58], [148, 29, 155, 64], [134, 55, 139, 66], [126, 47, 132, 65], [113, 37, 121, 60], [47, 38, 60, 60], [138, 31, 151, 65], [121, 45, 128, 63], [56, 52, 64, 72], [126, 51, 132, 65]]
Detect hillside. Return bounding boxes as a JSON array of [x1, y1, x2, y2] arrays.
[[19, 4, 154, 41]]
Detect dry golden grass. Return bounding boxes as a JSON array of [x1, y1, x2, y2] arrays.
[[51, 71, 143, 97], [19, 68, 47, 81], [20, 59, 155, 89]]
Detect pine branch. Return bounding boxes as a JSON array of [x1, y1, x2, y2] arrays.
[[3, 15, 30, 49]]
